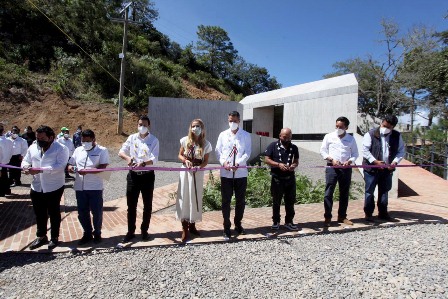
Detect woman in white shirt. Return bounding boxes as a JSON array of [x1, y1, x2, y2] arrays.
[[176, 119, 212, 243]]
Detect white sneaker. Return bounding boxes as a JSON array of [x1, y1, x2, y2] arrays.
[[284, 223, 299, 231]]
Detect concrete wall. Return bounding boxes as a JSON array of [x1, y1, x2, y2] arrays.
[[148, 97, 242, 163], [249, 134, 277, 162], [253, 106, 274, 137], [284, 93, 358, 134]]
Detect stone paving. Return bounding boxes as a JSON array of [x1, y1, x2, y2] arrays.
[[0, 160, 447, 253]]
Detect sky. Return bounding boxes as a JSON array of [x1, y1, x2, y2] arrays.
[[153, 0, 447, 88]]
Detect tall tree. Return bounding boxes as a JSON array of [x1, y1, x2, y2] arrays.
[[195, 25, 237, 78]]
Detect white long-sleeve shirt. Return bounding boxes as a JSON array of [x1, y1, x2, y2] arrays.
[[119, 133, 159, 165], [215, 128, 251, 178], [362, 131, 405, 164], [9, 136, 28, 156], [0, 136, 13, 168], [21, 141, 69, 192], [320, 132, 359, 163]]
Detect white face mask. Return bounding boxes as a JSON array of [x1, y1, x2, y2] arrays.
[[335, 128, 345, 136], [12, 133, 18, 139], [138, 125, 148, 135], [229, 122, 239, 131], [191, 127, 202, 136], [64, 133, 70, 139], [82, 142, 93, 151], [380, 127, 391, 135]]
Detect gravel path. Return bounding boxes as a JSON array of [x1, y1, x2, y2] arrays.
[[1, 224, 446, 298], [16, 146, 364, 207]]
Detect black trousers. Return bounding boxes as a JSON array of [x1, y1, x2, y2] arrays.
[[271, 175, 296, 224], [221, 177, 247, 229], [126, 171, 155, 234], [30, 186, 64, 239], [0, 167, 10, 196], [324, 167, 352, 219], [8, 154, 22, 184]]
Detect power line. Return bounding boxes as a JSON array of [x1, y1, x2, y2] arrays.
[[26, 0, 135, 96]]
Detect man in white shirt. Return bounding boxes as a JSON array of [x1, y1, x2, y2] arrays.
[[362, 115, 405, 222], [320, 117, 359, 227], [119, 115, 159, 242], [57, 127, 75, 179], [215, 111, 251, 240], [22, 125, 69, 250], [68, 129, 109, 245], [0, 123, 13, 197], [8, 126, 28, 187]]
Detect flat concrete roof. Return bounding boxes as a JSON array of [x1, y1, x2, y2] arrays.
[[240, 73, 358, 109]]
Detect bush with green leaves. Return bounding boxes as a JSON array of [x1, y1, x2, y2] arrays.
[[0, 58, 34, 91], [202, 166, 364, 211]]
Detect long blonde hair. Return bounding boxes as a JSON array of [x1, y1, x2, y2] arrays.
[[186, 119, 206, 158]]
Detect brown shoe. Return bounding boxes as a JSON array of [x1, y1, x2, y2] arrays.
[[189, 222, 200, 236], [181, 221, 189, 243], [324, 218, 331, 227], [337, 218, 353, 225]]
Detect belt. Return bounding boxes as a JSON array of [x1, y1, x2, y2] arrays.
[[130, 170, 154, 176]]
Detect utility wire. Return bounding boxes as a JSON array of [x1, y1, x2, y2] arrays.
[[26, 0, 135, 96]]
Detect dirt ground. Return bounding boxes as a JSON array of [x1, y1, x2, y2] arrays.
[[0, 81, 229, 149]]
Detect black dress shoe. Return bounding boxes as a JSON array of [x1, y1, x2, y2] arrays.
[[93, 235, 102, 244], [141, 232, 150, 241], [29, 236, 49, 250], [378, 214, 399, 222], [78, 234, 93, 246], [122, 233, 135, 243], [235, 225, 246, 235], [48, 239, 59, 250]]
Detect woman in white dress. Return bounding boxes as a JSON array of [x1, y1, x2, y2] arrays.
[[176, 119, 212, 242]]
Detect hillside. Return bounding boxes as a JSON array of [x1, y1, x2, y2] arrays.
[[0, 79, 229, 149]]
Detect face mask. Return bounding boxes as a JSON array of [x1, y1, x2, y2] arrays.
[[37, 140, 50, 148], [380, 127, 391, 135], [229, 122, 239, 131], [138, 125, 148, 135], [335, 128, 345, 136], [24, 129, 28, 133], [281, 139, 291, 146], [191, 127, 202, 136], [82, 142, 93, 151], [64, 134, 70, 139], [12, 133, 18, 139], [76, 129, 81, 133]]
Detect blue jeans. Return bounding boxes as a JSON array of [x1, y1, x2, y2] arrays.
[[363, 170, 393, 216], [76, 190, 103, 236]]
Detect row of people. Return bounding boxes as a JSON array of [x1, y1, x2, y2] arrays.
[[1, 111, 404, 249]]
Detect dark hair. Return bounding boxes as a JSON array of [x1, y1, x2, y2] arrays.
[[12, 126, 20, 133], [36, 125, 55, 138], [139, 115, 150, 125], [383, 115, 398, 127], [336, 116, 350, 127], [228, 111, 240, 119], [77, 125, 82, 130], [26, 126, 33, 131], [81, 129, 95, 139]]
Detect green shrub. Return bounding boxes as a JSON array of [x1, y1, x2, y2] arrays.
[[0, 58, 34, 91], [202, 166, 364, 211]]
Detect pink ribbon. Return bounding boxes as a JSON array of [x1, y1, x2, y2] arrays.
[[1, 163, 445, 173]]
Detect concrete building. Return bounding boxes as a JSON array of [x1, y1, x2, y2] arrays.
[[240, 73, 359, 152], [148, 97, 276, 163]]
